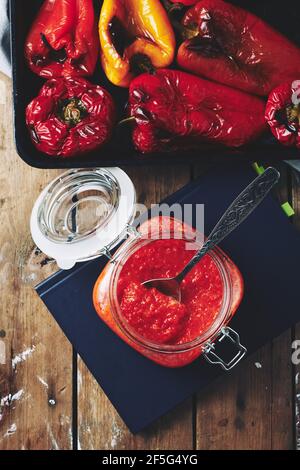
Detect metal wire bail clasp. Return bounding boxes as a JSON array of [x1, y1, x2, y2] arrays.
[[203, 327, 247, 371], [126, 224, 141, 239]]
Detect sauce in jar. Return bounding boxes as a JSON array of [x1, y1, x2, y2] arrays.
[[118, 239, 224, 345], [93, 216, 244, 367]]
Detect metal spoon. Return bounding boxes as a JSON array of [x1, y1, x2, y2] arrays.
[[142, 167, 280, 301]]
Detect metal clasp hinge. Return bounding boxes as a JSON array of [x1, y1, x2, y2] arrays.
[[102, 247, 115, 262], [126, 224, 141, 239], [203, 327, 247, 371], [102, 225, 141, 263]]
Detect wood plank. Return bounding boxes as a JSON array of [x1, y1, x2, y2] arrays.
[[270, 163, 294, 450], [195, 162, 294, 449], [271, 330, 294, 450], [196, 332, 293, 450], [0, 74, 73, 450], [196, 346, 272, 450], [291, 168, 300, 451], [77, 165, 194, 450]]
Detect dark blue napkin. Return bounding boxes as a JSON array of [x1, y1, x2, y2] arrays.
[[36, 163, 300, 433]]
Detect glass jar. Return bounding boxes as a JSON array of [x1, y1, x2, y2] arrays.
[[93, 216, 246, 369], [30, 168, 136, 270]]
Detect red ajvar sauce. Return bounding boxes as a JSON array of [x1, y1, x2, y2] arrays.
[[93, 216, 243, 367], [117, 239, 224, 345]]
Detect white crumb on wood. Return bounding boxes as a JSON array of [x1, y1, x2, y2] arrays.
[[77, 369, 82, 390], [86, 425, 91, 434], [3, 423, 17, 438], [22, 272, 37, 284], [58, 415, 72, 449], [37, 376, 49, 389], [0, 389, 24, 408], [77, 438, 82, 451], [12, 345, 36, 370], [47, 424, 60, 450], [69, 424, 73, 448], [110, 418, 122, 449], [255, 362, 262, 369]]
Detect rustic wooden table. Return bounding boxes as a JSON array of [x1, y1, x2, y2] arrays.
[[0, 73, 299, 450]]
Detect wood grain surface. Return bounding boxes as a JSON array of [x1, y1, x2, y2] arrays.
[[0, 73, 299, 450]]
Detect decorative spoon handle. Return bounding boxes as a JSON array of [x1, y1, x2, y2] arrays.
[[176, 167, 280, 283]]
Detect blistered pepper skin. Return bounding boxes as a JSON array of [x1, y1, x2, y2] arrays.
[[265, 81, 300, 148], [128, 69, 266, 154], [99, 0, 176, 87], [25, 0, 99, 78], [26, 77, 115, 158], [177, 0, 300, 97]]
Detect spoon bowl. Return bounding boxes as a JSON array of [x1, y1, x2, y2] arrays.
[[142, 277, 182, 302]]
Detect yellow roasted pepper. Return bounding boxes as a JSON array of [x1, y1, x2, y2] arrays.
[[99, 0, 176, 87]]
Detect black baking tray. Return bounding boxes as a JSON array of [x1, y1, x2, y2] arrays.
[[10, 0, 300, 168]]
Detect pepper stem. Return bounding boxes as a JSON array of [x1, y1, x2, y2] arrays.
[[167, 16, 199, 41], [118, 116, 136, 126], [161, 0, 199, 40], [286, 104, 300, 126], [58, 98, 87, 126]]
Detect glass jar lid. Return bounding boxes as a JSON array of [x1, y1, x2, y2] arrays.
[[30, 168, 136, 269]]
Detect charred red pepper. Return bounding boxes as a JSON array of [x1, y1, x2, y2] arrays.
[[25, 0, 99, 78], [128, 69, 266, 154], [177, 0, 300, 97], [265, 80, 300, 148], [26, 77, 115, 158]]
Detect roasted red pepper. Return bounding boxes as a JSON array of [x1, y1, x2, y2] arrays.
[[128, 69, 266, 153], [265, 80, 300, 148], [25, 0, 98, 78], [177, 0, 300, 97], [26, 77, 115, 158]]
